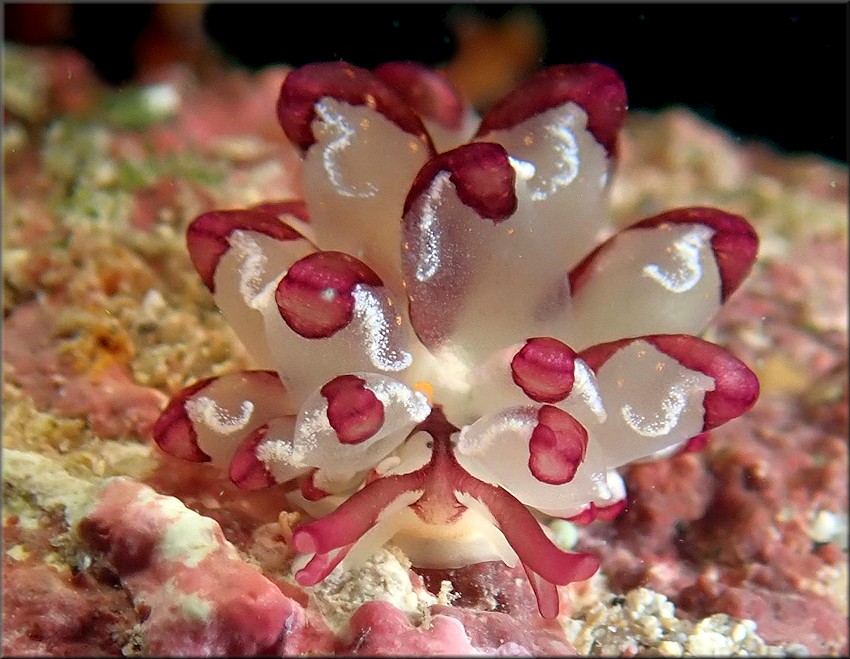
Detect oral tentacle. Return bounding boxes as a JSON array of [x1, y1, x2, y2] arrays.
[[293, 543, 355, 586], [455, 470, 600, 617], [291, 470, 426, 556]]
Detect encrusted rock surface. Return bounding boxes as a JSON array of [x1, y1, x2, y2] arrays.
[[3, 43, 847, 655]]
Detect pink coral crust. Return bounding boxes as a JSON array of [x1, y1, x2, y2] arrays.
[[78, 478, 302, 655], [343, 600, 480, 655], [4, 301, 166, 440]]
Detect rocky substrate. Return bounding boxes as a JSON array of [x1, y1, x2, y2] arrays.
[[3, 44, 847, 656]]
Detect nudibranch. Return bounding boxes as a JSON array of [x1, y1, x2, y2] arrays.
[[153, 61, 759, 619]]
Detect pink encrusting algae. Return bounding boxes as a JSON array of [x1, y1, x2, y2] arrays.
[[152, 61, 760, 619], [77, 478, 311, 656]]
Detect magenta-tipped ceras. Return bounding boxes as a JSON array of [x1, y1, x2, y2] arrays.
[[153, 60, 759, 620]]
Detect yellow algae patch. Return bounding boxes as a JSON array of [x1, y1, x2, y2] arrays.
[[755, 353, 811, 395]]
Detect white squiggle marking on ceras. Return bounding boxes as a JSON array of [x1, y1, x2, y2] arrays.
[[642, 225, 714, 293], [229, 230, 268, 307], [620, 387, 689, 438], [365, 377, 430, 423], [352, 285, 413, 371], [257, 436, 306, 469], [185, 396, 254, 434], [508, 156, 536, 181], [291, 401, 328, 456], [573, 359, 607, 422], [529, 117, 579, 201], [315, 99, 378, 198], [415, 171, 451, 282], [456, 407, 536, 456]]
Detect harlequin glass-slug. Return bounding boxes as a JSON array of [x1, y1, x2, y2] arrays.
[[153, 61, 759, 619]]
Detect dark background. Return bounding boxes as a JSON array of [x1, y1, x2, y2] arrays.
[[5, 3, 848, 162]]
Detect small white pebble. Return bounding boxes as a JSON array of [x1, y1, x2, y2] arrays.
[[809, 509, 838, 543], [743, 636, 767, 654], [639, 617, 662, 642], [686, 630, 732, 656], [658, 600, 676, 620], [658, 640, 684, 657], [784, 642, 811, 656], [625, 587, 654, 612], [77, 553, 92, 571], [731, 622, 747, 643], [141, 288, 167, 316]]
